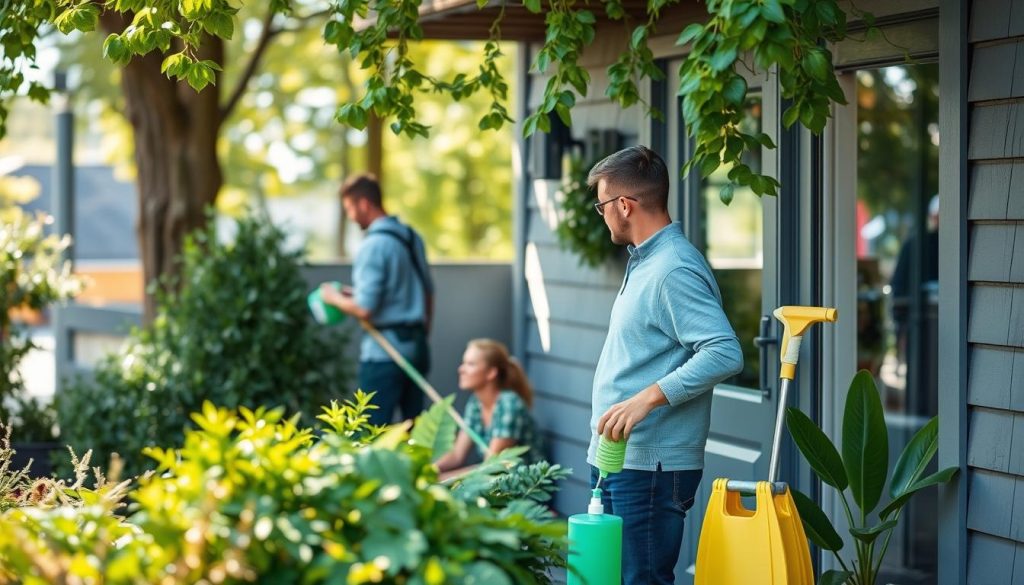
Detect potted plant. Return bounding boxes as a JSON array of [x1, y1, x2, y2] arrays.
[[785, 370, 959, 585]]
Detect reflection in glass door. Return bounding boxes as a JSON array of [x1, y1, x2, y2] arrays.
[[854, 63, 939, 584]]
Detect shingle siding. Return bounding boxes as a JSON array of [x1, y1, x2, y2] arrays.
[[967, 2, 1024, 579]]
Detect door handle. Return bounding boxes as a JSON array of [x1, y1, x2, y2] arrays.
[[753, 315, 777, 399]]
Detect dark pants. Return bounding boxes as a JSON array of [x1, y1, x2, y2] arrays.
[[591, 464, 703, 585], [359, 334, 429, 426]]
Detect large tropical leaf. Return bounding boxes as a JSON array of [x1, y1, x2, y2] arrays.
[[842, 370, 888, 515], [819, 569, 854, 585], [849, 519, 898, 544], [409, 396, 457, 459], [879, 465, 959, 520], [791, 488, 844, 551], [786, 407, 849, 489], [889, 416, 939, 499]]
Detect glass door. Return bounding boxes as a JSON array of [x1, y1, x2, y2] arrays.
[[829, 62, 940, 584]]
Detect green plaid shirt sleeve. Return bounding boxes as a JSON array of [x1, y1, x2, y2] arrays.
[[491, 392, 529, 440]]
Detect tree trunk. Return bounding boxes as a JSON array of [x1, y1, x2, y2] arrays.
[[103, 14, 223, 321]]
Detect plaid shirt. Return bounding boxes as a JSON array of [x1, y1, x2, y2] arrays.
[[464, 391, 543, 463]]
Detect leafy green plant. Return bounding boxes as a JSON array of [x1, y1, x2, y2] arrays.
[[0, 392, 569, 584], [785, 370, 958, 585], [554, 154, 620, 268], [56, 211, 352, 476]]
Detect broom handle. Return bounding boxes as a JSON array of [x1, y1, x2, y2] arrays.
[[359, 319, 490, 454]]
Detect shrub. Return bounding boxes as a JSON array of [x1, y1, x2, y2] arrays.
[[56, 212, 352, 476], [0, 393, 569, 584]]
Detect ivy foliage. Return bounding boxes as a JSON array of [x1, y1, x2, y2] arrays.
[[554, 154, 619, 267], [1, 393, 570, 584], [1, 0, 863, 201]]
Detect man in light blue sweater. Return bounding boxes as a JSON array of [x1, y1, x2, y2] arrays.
[[587, 146, 744, 584]]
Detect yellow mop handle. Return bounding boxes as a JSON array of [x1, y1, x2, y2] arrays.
[[772, 306, 838, 380], [359, 319, 490, 453]]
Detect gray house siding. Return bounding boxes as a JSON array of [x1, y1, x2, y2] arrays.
[[520, 43, 649, 511], [963, 0, 1024, 578]]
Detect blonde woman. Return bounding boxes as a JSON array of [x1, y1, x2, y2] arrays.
[[436, 339, 543, 477]]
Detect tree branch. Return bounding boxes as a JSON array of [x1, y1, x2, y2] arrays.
[[220, 9, 277, 120]]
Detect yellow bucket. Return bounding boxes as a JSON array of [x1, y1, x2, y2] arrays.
[[694, 479, 813, 585]]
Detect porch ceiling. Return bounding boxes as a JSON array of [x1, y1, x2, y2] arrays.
[[356, 0, 663, 41]]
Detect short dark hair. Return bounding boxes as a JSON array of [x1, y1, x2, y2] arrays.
[[340, 174, 383, 208], [586, 145, 669, 212]]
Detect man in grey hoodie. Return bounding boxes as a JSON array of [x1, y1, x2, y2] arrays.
[[587, 145, 744, 584]]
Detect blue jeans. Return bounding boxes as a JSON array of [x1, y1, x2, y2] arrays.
[[359, 351, 429, 427], [590, 465, 703, 585]]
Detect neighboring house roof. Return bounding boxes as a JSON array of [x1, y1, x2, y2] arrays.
[[13, 164, 138, 261]]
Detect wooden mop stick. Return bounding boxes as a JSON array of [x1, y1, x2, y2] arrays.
[[359, 319, 490, 453]]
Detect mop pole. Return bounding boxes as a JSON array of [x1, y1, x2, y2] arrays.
[[727, 306, 837, 495], [359, 319, 491, 454]]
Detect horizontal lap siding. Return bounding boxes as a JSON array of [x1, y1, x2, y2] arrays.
[[522, 50, 637, 513], [967, 4, 1024, 578]]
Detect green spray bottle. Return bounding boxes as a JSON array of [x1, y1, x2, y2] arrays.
[[567, 436, 626, 585]]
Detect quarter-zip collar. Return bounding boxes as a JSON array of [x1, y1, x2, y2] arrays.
[[627, 221, 680, 262]]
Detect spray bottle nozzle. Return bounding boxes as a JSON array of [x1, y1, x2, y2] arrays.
[[588, 488, 605, 515]]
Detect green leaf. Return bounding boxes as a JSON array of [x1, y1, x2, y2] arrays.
[[850, 519, 898, 544], [160, 53, 191, 77], [575, 10, 596, 24], [722, 75, 747, 106], [790, 488, 844, 551], [719, 183, 735, 205], [802, 49, 831, 82], [786, 407, 849, 490], [782, 104, 800, 128], [709, 44, 738, 72], [102, 35, 129, 65], [26, 83, 49, 104], [204, 12, 235, 40], [819, 570, 854, 585], [889, 416, 939, 500], [699, 154, 719, 178], [676, 23, 703, 46], [555, 103, 572, 127], [523, 0, 542, 13], [631, 25, 648, 50], [756, 132, 776, 149], [879, 466, 959, 520], [842, 370, 888, 515], [761, 0, 786, 23]]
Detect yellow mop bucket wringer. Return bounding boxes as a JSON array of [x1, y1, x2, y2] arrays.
[[695, 306, 837, 585]]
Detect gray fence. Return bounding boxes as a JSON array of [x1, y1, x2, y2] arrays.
[[55, 262, 514, 416]]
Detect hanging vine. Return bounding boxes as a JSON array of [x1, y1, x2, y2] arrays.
[[2, 0, 868, 203]]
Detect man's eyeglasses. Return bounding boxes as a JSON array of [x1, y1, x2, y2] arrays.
[[593, 195, 638, 216]]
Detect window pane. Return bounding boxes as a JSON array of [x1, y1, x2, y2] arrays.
[[700, 96, 763, 390]]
